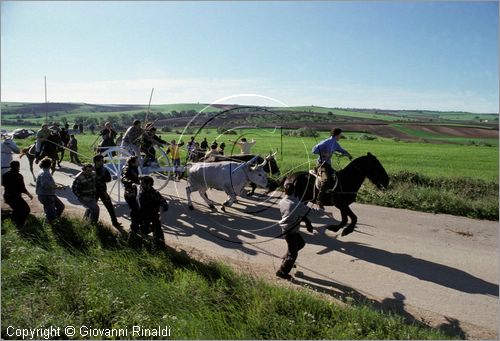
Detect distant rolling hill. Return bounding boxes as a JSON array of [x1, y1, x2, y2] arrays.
[[1, 102, 497, 144]]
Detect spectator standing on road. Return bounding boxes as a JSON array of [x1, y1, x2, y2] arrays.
[[72, 163, 99, 224], [36, 157, 65, 223], [2, 160, 33, 226], [93, 154, 122, 228]]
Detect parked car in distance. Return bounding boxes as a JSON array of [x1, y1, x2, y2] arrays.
[[9, 128, 37, 139]]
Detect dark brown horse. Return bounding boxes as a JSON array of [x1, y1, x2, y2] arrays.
[[283, 153, 389, 236], [20, 132, 62, 181]]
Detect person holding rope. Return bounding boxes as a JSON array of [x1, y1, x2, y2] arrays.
[[141, 124, 168, 167], [121, 156, 142, 235], [35, 123, 51, 164], [36, 157, 65, 223], [312, 128, 352, 205], [72, 163, 99, 224], [276, 182, 334, 280], [137, 175, 169, 247], [67, 134, 82, 164], [121, 120, 143, 164], [93, 154, 122, 229], [2, 160, 33, 226]]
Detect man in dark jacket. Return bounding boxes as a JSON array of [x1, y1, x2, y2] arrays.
[[121, 156, 141, 233], [72, 163, 99, 223], [138, 175, 168, 245], [2, 160, 33, 225], [93, 154, 121, 228]]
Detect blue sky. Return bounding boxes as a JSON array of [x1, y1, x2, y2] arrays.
[[1, 1, 498, 112]]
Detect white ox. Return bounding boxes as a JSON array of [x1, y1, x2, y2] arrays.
[[186, 155, 269, 211]]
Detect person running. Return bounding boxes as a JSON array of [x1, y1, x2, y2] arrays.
[[137, 175, 169, 247], [230, 137, 256, 155], [93, 154, 121, 228], [121, 156, 141, 234], [276, 182, 333, 280], [36, 157, 65, 223], [35, 123, 51, 163], [2, 160, 33, 226], [67, 134, 81, 164], [311, 128, 352, 204], [72, 163, 99, 224], [167, 139, 185, 180], [121, 120, 143, 162]]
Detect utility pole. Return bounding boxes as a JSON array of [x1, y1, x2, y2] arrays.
[[44, 76, 48, 124]]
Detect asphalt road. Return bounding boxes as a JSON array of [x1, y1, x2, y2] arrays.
[[9, 158, 499, 339]]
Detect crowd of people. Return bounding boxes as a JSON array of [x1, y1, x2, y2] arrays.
[[3, 121, 352, 279]]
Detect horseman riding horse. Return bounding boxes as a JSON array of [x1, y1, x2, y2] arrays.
[[282, 153, 389, 236], [20, 131, 63, 181]]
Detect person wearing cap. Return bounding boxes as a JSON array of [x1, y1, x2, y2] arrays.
[[276, 182, 334, 280], [93, 154, 121, 228], [36, 157, 65, 223], [137, 175, 168, 246], [2, 160, 33, 226], [35, 123, 51, 163], [72, 163, 99, 223], [121, 120, 143, 164], [312, 128, 352, 204], [98, 122, 117, 153]]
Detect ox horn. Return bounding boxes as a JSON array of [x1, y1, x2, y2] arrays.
[[231, 155, 261, 174]]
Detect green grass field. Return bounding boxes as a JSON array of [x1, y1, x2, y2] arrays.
[[7, 126, 498, 219]]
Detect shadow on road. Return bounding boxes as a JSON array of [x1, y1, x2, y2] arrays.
[[308, 228, 499, 297], [292, 271, 467, 339]]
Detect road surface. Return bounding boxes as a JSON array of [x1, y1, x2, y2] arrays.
[[6, 158, 498, 339]]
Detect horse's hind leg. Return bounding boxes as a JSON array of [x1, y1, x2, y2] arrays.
[[341, 206, 358, 236], [326, 207, 348, 232]]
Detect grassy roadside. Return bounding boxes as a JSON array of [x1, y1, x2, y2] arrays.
[[1, 216, 455, 340]]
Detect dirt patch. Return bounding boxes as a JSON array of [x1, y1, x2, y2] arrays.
[[408, 125, 498, 138]]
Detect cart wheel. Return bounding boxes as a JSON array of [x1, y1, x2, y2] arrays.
[[100, 147, 132, 203], [140, 144, 173, 191]]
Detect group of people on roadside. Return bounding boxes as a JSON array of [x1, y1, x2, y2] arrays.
[[4, 122, 352, 278]]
